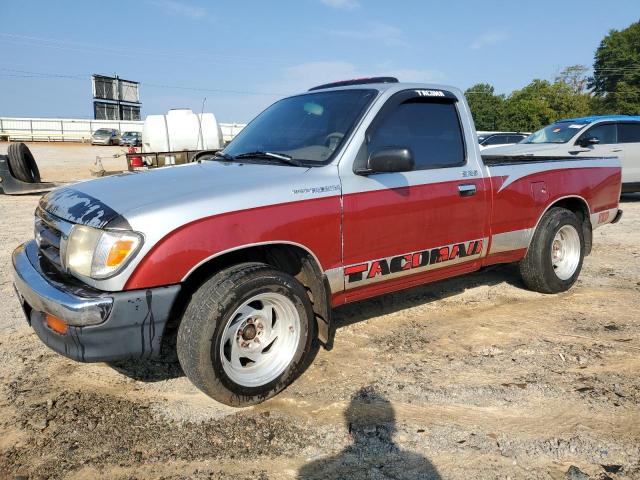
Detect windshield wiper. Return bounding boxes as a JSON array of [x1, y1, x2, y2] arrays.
[[212, 151, 236, 161], [234, 151, 305, 167]]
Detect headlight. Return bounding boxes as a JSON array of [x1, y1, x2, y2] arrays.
[[65, 225, 143, 279]]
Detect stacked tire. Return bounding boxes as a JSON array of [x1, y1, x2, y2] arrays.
[[7, 143, 40, 183]]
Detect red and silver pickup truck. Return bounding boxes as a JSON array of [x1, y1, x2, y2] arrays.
[[12, 77, 622, 406]]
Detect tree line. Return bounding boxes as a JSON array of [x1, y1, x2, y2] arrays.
[[465, 20, 640, 132]]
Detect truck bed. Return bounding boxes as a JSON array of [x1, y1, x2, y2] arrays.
[[481, 154, 611, 166]]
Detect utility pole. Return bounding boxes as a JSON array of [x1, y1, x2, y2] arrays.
[[116, 75, 121, 121]]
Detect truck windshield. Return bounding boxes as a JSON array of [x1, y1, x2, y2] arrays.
[[223, 89, 378, 165], [523, 122, 588, 144]]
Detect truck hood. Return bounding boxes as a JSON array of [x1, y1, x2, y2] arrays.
[[481, 143, 570, 156], [40, 161, 315, 229]]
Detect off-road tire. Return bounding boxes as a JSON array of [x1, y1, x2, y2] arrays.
[[519, 207, 585, 294], [7, 143, 40, 183], [177, 262, 316, 406]]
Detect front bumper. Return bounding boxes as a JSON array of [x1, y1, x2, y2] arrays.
[[91, 137, 111, 145], [12, 241, 180, 362]]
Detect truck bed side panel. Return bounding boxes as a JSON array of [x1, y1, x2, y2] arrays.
[[484, 158, 621, 261]]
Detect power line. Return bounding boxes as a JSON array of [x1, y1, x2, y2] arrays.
[[0, 67, 286, 97], [0, 32, 295, 67], [1, 66, 638, 99]]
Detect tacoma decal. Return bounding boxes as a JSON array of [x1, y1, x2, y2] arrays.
[[344, 239, 485, 288], [415, 89, 445, 97]]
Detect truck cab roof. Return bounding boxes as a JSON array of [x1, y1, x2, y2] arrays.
[[302, 79, 465, 102]]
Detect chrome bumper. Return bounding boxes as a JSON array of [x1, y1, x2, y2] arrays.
[[12, 241, 112, 326]]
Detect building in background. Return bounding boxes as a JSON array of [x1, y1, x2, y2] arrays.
[[92, 74, 141, 121]]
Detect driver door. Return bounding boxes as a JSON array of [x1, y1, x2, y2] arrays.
[[338, 90, 490, 302]]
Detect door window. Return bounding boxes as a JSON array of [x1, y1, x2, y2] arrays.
[[368, 99, 465, 170], [578, 123, 617, 144], [483, 134, 509, 146], [618, 123, 640, 143]]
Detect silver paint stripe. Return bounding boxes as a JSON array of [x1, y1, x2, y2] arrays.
[[325, 267, 344, 294], [590, 207, 619, 229], [489, 228, 533, 254]]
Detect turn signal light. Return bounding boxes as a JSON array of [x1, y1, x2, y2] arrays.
[[45, 314, 68, 335], [106, 240, 135, 267]]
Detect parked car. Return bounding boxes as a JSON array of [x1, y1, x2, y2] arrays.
[[119, 131, 141, 147], [12, 78, 622, 406], [477, 131, 529, 150], [91, 128, 120, 146], [484, 115, 640, 192]]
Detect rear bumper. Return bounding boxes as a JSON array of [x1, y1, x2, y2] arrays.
[[12, 241, 180, 362]]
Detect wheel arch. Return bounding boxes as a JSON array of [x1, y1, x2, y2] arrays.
[[164, 242, 333, 353], [530, 195, 592, 256]]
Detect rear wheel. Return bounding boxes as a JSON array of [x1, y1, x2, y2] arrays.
[[177, 262, 315, 406], [519, 207, 585, 293]]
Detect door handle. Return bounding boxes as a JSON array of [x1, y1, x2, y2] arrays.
[[611, 149, 622, 152], [458, 184, 477, 197]]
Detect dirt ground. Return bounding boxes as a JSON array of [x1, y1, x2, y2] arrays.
[[0, 142, 130, 183], [1, 143, 639, 479]]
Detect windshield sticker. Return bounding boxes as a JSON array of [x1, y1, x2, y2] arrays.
[[552, 128, 561, 133], [569, 124, 584, 129], [292, 185, 340, 195]]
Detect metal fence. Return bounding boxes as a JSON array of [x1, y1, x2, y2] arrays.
[[0, 116, 245, 144], [0, 117, 143, 142]]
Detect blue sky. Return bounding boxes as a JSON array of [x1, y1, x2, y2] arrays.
[[0, 0, 638, 123]]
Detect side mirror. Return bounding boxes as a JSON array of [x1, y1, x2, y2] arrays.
[[357, 148, 414, 175], [579, 136, 600, 147]]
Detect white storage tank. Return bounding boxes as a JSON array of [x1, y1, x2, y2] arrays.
[[142, 109, 223, 153]]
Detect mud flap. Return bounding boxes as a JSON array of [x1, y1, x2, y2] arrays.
[[0, 154, 61, 195]]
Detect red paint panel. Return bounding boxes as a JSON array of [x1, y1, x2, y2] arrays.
[[342, 178, 491, 266], [489, 167, 620, 235], [482, 249, 527, 267], [125, 165, 620, 299], [125, 196, 341, 290]]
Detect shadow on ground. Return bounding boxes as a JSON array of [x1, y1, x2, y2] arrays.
[[298, 386, 441, 479]]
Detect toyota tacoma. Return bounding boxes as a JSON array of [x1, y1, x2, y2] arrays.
[[12, 78, 623, 406]]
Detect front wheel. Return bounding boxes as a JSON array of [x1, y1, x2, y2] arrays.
[[519, 207, 585, 293], [177, 262, 316, 406]]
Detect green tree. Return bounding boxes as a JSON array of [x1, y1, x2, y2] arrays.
[[590, 20, 640, 114], [464, 83, 505, 130], [501, 79, 590, 132]]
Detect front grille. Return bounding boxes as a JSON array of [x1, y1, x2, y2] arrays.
[[35, 207, 71, 272]]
